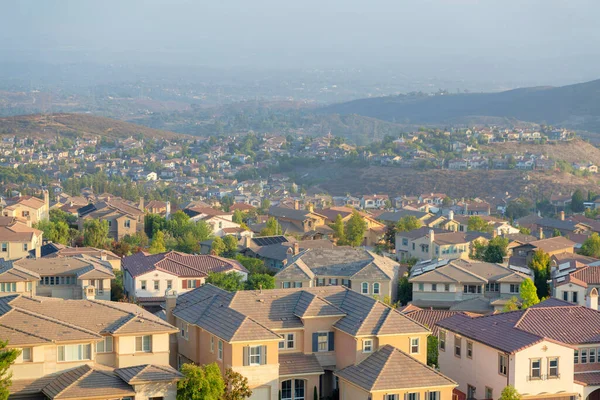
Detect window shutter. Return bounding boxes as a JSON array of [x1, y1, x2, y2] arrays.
[[196, 279, 201, 288], [182, 280, 187, 289], [312, 333, 318, 352], [261, 345, 267, 365], [243, 346, 249, 366], [328, 332, 335, 351]]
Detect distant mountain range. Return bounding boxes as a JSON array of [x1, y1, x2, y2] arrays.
[[321, 79, 600, 130]]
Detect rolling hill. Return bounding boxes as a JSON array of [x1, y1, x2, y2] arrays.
[[321, 79, 600, 131], [0, 113, 190, 140]]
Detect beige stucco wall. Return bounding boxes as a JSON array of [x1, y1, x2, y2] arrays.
[[133, 382, 177, 400], [302, 316, 341, 367], [115, 333, 171, 368], [0, 280, 36, 297], [0, 234, 42, 260], [338, 378, 455, 400], [379, 333, 429, 364]]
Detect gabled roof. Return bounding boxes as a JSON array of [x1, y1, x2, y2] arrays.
[[122, 251, 247, 278], [335, 345, 456, 392], [523, 236, 576, 253], [114, 364, 182, 384], [400, 308, 479, 335], [0, 260, 40, 282], [15, 256, 115, 280], [410, 259, 527, 285]]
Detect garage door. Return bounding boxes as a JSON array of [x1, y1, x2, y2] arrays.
[[248, 386, 271, 400]]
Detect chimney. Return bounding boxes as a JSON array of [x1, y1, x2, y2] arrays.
[[293, 242, 300, 255], [165, 289, 178, 326], [139, 196, 145, 212], [166, 201, 171, 220], [492, 230, 497, 239], [587, 288, 598, 309], [294, 199, 300, 210], [448, 210, 454, 221], [429, 229, 435, 250], [83, 285, 96, 300], [43, 189, 49, 211], [560, 211, 565, 221], [307, 203, 314, 213], [100, 250, 107, 261], [243, 235, 251, 249], [538, 227, 544, 239], [286, 247, 294, 265]]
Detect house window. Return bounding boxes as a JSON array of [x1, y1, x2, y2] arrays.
[[444, 284, 450, 292], [582, 349, 588, 363], [361, 282, 369, 294], [412, 243, 415, 250], [363, 339, 373, 353], [329, 278, 338, 285], [429, 392, 440, 400], [26, 281, 32, 292], [96, 336, 113, 353], [135, 335, 152, 353], [418, 283, 424, 291], [140, 280, 147, 290], [316, 278, 325, 287], [386, 395, 399, 400], [282, 380, 292, 400], [455, 335, 461, 357], [407, 393, 419, 400], [463, 285, 479, 294], [530, 358, 541, 379], [373, 283, 380, 295], [573, 292, 579, 303], [210, 336, 214, 353], [432, 284, 437, 292], [563, 291, 569, 301], [341, 279, 351, 288], [279, 340, 285, 349], [218, 340, 223, 360], [574, 350, 579, 364], [499, 353, 508, 376], [439, 330, 446, 351], [286, 333, 295, 349], [402, 238, 409, 246], [317, 332, 329, 352], [167, 280, 172, 290], [22, 347, 32, 362], [283, 282, 291, 289], [23, 243, 28, 251], [293, 282, 302, 288], [410, 338, 419, 354], [57, 344, 91, 362], [154, 281, 160, 291], [180, 322, 189, 340], [0, 283, 16, 292], [549, 357, 559, 378], [467, 341, 473, 358], [485, 387, 493, 400], [107, 220, 112, 227], [591, 349, 596, 363], [249, 346, 261, 365], [485, 283, 499, 292], [124, 220, 131, 228], [510, 284, 519, 293]]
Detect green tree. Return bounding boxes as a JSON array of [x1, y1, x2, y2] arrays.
[[176, 231, 201, 254], [505, 199, 532, 220], [482, 236, 509, 263], [35, 220, 72, 245], [572, 189, 585, 213], [259, 198, 271, 214], [145, 213, 167, 238], [580, 233, 600, 258], [519, 227, 531, 235], [246, 273, 275, 290], [111, 270, 125, 301], [503, 296, 521, 312], [83, 219, 110, 249], [232, 209, 245, 224], [552, 228, 562, 237], [211, 237, 226, 256], [177, 363, 224, 400], [529, 249, 551, 298], [398, 276, 412, 305], [467, 216, 492, 233], [148, 230, 167, 254], [331, 214, 346, 244], [235, 255, 273, 276], [520, 278, 540, 309], [471, 239, 487, 260], [223, 368, 252, 400], [499, 385, 522, 400], [206, 272, 245, 291], [222, 235, 238, 256], [345, 210, 367, 247], [396, 216, 422, 232], [427, 335, 438, 367], [260, 217, 282, 236], [0, 340, 21, 400]]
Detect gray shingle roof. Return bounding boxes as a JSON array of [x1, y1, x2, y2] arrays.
[[279, 353, 324, 376], [114, 364, 182, 384], [335, 345, 456, 391]]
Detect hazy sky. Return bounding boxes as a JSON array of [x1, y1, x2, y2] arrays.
[[1, 0, 600, 83]]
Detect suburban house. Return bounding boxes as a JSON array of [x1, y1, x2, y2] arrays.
[[122, 251, 248, 309], [398, 306, 479, 335], [42, 245, 122, 270], [509, 236, 576, 268], [1, 294, 181, 400], [436, 299, 600, 400], [9, 255, 115, 300], [395, 227, 489, 262], [267, 205, 332, 238], [360, 194, 389, 209], [2, 191, 50, 227], [0, 260, 39, 297], [316, 206, 386, 246], [554, 265, 600, 308], [184, 205, 244, 237], [78, 198, 145, 240], [0, 216, 44, 260], [275, 247, 401, 300], [517, 213, 591, 239], [377, 210, 433, 226], [239, 236, 337, 270], [409, 259, 528, 313], [166, 284, 456, 400]]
